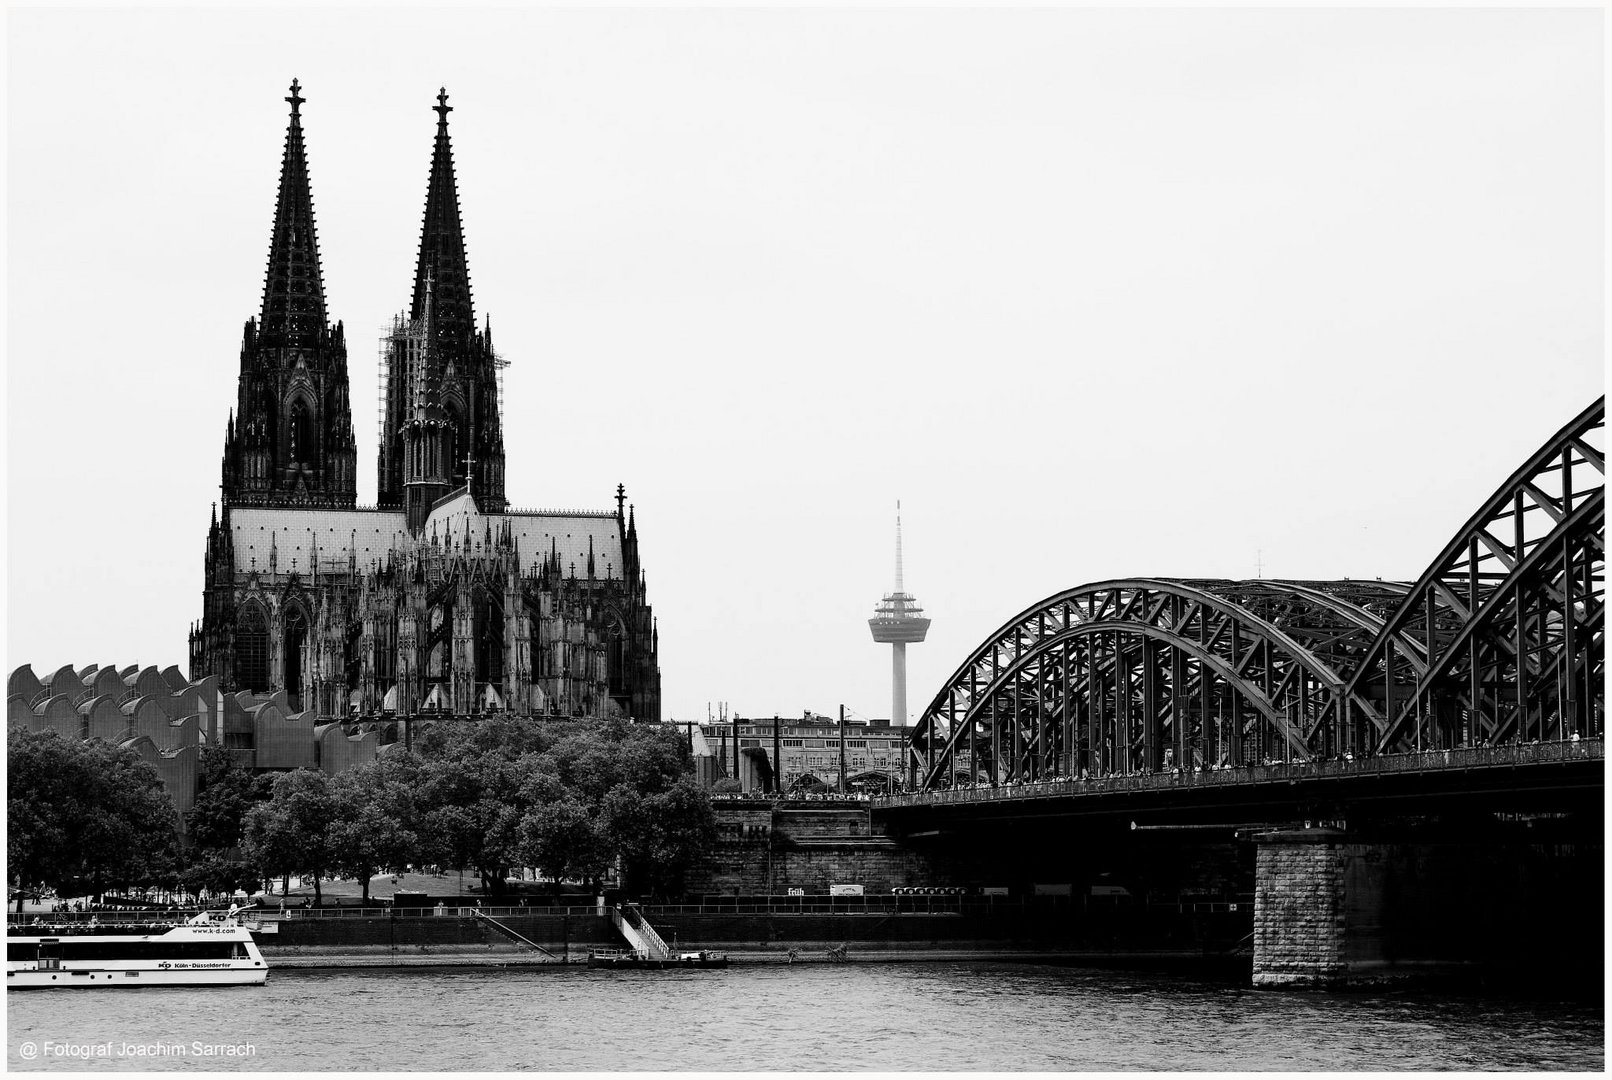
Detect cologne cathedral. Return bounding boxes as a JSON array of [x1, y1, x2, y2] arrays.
[[190, 82, 659, 722]]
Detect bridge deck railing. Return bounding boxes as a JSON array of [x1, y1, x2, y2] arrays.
[[877, 738, 1603, 809]]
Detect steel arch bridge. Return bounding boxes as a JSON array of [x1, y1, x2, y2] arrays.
[[907, 399, 1604, 791]]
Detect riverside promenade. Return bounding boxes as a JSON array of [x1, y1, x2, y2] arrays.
[[13, 896, 1252, 971], [247, 900, 1248, 970], [260, 943, 1150, 968]]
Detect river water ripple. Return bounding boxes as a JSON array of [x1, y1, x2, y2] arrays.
[[7, 962, 1603, 1071]]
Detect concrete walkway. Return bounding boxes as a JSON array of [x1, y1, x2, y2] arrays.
[[260, 943, 1218, 969]]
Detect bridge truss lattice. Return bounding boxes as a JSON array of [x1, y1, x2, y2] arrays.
[[908, 399, 1604, 791]]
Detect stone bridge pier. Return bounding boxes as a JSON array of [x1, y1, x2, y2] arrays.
[[1251, 828, 1350, 987], [1252, 820, 1600, 989]]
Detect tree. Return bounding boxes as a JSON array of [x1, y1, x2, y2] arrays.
[[414, 756, 500, 893], [638, 779, 718, 897], [242, 769, 335, 906], [604, 778, 717, 897], [186, 744, 269, 851], [7, 728, 181, 905], [181, 745, 269, 904], [177, 850, 262, 903], [407, 716, 717, 899], [517, 797, 609, 892], [327, 755, 419, 905]]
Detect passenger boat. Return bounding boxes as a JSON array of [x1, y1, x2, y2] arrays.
[[586, 947, 729, 970], [6, 907, 269, 988]]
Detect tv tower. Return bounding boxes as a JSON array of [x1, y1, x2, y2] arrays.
[[868, 502, 931, 726]]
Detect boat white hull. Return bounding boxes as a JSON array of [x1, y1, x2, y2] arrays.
[[8, 912, 270, 989], [7, 966, 268, 989]]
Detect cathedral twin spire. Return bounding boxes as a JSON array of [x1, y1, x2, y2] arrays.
[[258, 79, 327, 351], [379, 84, 507, 523], [222, 77, 356, 509], [412, 89, 477, 361], [226, 79, 506, 520]]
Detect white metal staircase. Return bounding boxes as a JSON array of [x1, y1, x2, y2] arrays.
[[610, 904, 671, 961]]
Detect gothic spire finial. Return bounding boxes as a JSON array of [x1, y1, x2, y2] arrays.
[[411, 86, 473, 353], [259, 78, 327, 349]]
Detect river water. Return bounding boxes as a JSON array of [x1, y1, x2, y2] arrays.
[[7, 962, 1603, 1071]]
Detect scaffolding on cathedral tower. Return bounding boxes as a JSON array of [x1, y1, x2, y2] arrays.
[[380, 317, 511, 468], [494, 345, 509, 421], [192, 80, 660, 724]]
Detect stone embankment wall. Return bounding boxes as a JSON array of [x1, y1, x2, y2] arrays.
[[645, 908, 1249, 954], [261, 914, 618, 950], [689, 803, 947, 895], [253, 905, 1252, 958], [647, 913, 1006, 948]]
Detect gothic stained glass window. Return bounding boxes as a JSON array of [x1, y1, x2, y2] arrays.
[[445, 399, 465, 487], [236, 606, 269, 692], [284, 605, 308, 712], [473, 588, 503, 689], [344, 622, 363, 695], [288, 398, 312, 466], [608, 621, 628, 695]]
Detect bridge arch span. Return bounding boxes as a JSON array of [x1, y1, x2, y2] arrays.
[[1344, 397, 1604, 754], [909, 578, 1408, 791], [907, 399, 1604, 791]]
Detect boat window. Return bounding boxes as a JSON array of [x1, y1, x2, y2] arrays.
[[58, 941, 239, 961], [7, 943, 38, 962]]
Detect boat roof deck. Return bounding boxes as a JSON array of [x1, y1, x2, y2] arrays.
[[9, 922, 191, 936]]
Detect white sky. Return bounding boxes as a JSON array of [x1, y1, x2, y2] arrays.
[[5, 6, 1603, 726]]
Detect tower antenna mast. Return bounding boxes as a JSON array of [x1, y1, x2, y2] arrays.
[[868, 500, 931, 727]]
